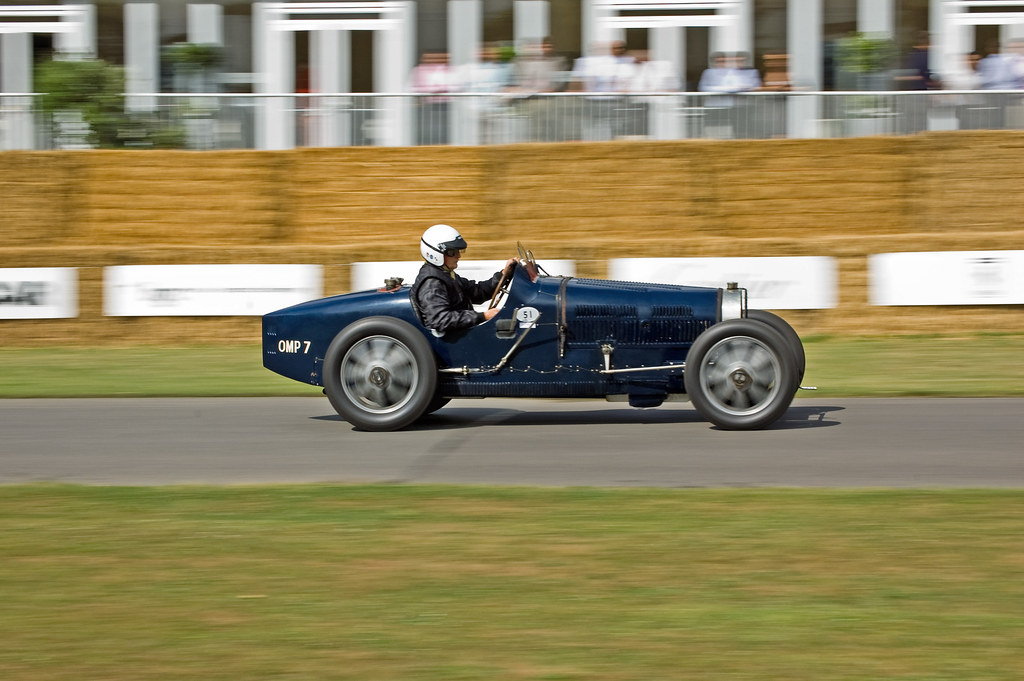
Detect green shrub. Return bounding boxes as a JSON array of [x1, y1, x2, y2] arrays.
[[34, 57, 186, 149]]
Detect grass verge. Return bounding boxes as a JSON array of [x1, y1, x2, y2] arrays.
[[2, 485, 1023, 681], [1, 335, 1024, 397]]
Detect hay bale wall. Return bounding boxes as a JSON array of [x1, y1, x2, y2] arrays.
[[2, 132, 1023, 346]]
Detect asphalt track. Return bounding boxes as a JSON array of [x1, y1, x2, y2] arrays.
[[2, 397, 1023, 487]]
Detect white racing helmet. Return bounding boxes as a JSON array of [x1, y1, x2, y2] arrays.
[[420, 224, 468, 266]]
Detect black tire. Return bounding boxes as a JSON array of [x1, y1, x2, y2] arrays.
[[423, 394, 451, 416], [746, 309, 806, 387], [323, 317, 437, 431], [684, 318, 798, 430]]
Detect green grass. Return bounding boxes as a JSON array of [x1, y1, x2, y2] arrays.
[[1, 485, 1022, 681], [0, 345, 321, 398], [801, 333, 1024, 396], [1, 334, 1023, 397]]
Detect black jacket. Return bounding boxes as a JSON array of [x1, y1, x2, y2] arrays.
[[411, 262, 503, 333]]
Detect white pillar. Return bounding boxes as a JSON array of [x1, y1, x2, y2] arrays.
[[1002, 22, 1024, 44], [56, 2, 96, 58], [582, 0, 619, 54], [188, 4, 223, 45], [935, 0, 976, 82], [788, 0, 822, 138], [650, 26, 684, 140], [1, 33, 34, 149], [711, 0, 749, 55], [1, 33, 32, 93], [374, 1, 415, 146], [738, 0, 754, 56], [651, 26, 684, 79], [311, 30, 350, 146], [858, 0, 894, 37], [449, 0, 482, 145], [582, 0, 595, 54], [514, 0, 549, 49], [125, 3, 160, 112], [449, 0, 481, 71], [254, 2, 295, 150]]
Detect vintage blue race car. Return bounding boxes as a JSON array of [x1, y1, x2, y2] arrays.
[[262, 245, 806, 431]]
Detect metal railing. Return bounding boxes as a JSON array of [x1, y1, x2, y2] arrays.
[[3, 90, 1024, 150]]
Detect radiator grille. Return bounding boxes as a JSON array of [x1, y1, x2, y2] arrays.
[[567, 317, 707, 346], [575, 304, 637, 318], [652, 305, 693, 317]]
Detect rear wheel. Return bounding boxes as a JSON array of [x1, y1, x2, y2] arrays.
[[684, 319, 798, 430], [323, 317, 437, 431]]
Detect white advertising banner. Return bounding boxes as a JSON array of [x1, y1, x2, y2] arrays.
[[869, 250, 1024, 306], [0, 268, 78, 319], [608, 257, 838, 310], [104, 264, 323, 316], [351, 259, 578, 292]]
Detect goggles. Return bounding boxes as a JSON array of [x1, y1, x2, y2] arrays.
[[444, 248, 465, 257]]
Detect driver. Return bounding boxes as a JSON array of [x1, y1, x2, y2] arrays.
[[411, 224, 517, 333]]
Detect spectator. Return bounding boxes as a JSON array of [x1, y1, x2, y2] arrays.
[[899, 32, 940, 90], [978, 38, 1024, 129], [407, 51, 455, 144], [945, 52, 993, 130], [1014, 38, 1024, 89], [570, 40, 634, 94], [629, 49, 680, 93], [626, 49, 680, 138], [1005, 38, 1024, 128], [513, 37, 569, 141], [732, 52, 762, 138], [570, 40, 637, 140], [458, 43, 514, 94], [514, 37, 567, 94], [894, 32, 939, 134], [945, 52, 983, 92], [699, 52, 759, 138], [756, 53, 791, 138], [733, 52, 763, 92], [698, 51, 735, 95], [978, 40, 1023, 90], [456, 43, 516, 144]]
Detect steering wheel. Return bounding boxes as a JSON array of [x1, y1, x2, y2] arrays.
[[488, 262, 513, 310], [517, 241, 536, 269], [489, 243, 541, 309], [517, 241, 539, 281]]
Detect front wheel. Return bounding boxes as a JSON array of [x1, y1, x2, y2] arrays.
[[746, 309, 805, 388], [684, 319, 798, 430], [423, 394, 451, 416], [323, 317, 437, 431]]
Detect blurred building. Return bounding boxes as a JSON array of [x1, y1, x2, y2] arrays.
[[2, 0, 1024, 148]]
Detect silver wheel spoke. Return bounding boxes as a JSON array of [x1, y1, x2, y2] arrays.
[[368, 338, 390, 363], [371, 385, 390, 408], [379, 339, 403, 364], [711, 379, 734, 404], [747, 381, 770, 406], [339, 335, 420, 415], [733, 389, 752, 410], [750, 352, 774, 375], [700, 335, 781, 417], [383, 383, 405, 406]]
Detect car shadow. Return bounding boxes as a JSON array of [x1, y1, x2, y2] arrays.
[[311, 403, 844, 431], [759, 404, 845, 430]]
